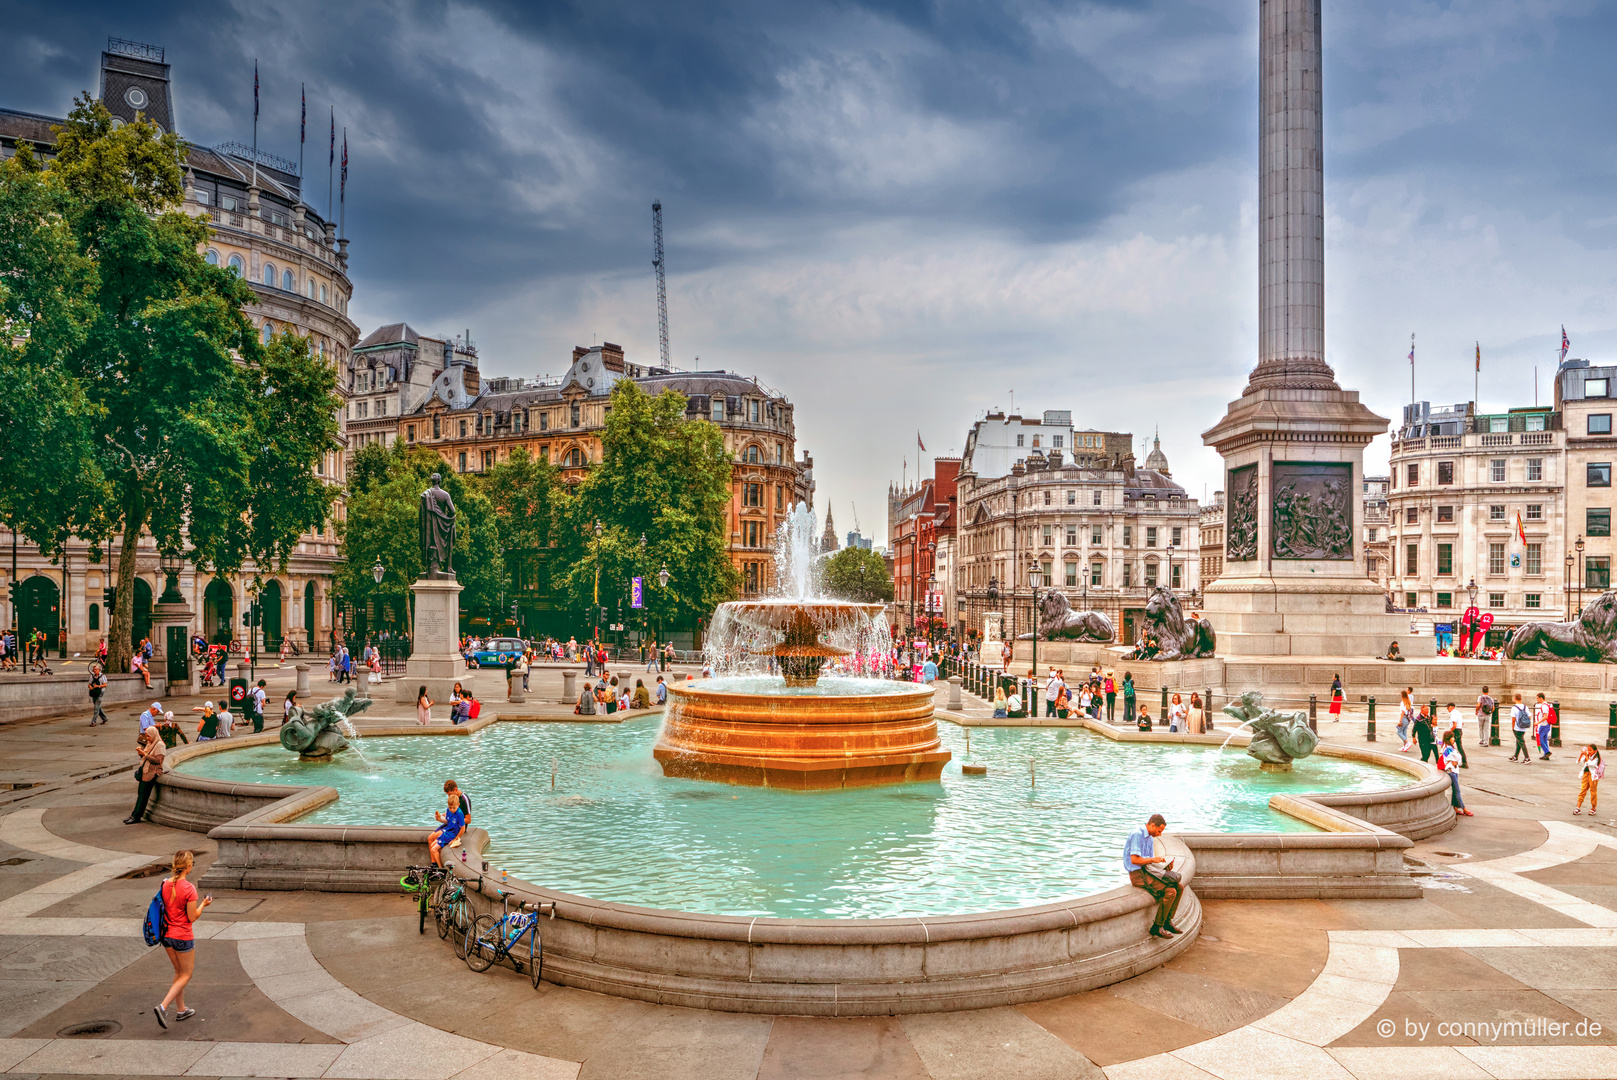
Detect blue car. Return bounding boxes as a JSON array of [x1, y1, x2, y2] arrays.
[[470, 637, 526, 667]]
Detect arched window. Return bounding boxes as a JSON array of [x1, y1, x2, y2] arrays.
[[744, 445, 760, 464], [564, 447, 586, 468], [262, 322, 274, 344], [263, 263, 276, 286], [88, 602, 100, 630], [227, 254, 244, 276], [205, 249, 219, 266], [307, 278, 316, 299], [282, 268, 294, 291]]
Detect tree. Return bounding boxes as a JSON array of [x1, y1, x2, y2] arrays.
[[0, 97, 340, 670], [476, 446, 557, 604], [552, 380, 738, 634], [823, 547, 894, 604], [336, 446, 504, 635]]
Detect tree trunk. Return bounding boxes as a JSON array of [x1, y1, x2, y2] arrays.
[[106, 483, 146, 676]]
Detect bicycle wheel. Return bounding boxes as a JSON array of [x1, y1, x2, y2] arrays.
[[437, 896, 469, 942], [465, 914, 498, 971], [418, 889, 429, 934], [528, 925, 543, 989]]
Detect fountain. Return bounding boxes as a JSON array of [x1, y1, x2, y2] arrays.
[[653, 504, 951, 788], [279, 688, 374, 760]]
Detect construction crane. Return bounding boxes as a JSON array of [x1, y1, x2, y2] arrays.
[[651, 200, 670, 368]]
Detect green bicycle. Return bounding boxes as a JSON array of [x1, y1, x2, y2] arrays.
[[464, 889, 552, 989], [400, 864, 449, 934]]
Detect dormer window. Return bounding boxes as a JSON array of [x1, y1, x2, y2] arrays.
[[571, 403, 581, 428]]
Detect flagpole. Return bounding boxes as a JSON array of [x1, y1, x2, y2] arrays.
[[1475, 340, 1479, 410], [298, 83, 305, 183], [1409, 332, 1415, 404], [250, 60, 259, 189], [327, 107, 334, 222]]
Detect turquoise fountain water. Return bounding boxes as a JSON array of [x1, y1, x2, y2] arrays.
[[175, 718, 1410, 919]]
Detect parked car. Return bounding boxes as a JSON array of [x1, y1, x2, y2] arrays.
[[470, 637, 526, 668]]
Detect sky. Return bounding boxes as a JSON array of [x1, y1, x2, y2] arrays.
[[5, 0, 1617, 542]]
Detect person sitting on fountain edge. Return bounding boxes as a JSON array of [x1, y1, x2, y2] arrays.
[[429, 786, 467, 866], [1125, 814, 1183, 937]]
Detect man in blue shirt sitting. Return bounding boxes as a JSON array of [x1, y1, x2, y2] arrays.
[[1124, 813, 1183, 938]]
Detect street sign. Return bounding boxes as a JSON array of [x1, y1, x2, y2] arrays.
[[631, 577, 644, 609], [610, 623, 625, 632]]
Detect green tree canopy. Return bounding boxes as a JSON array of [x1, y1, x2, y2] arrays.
[[552, 380, 738, 634], [0, 97, 340, 669], [336, 445, 504, 633], [823, 546, 894, 604]]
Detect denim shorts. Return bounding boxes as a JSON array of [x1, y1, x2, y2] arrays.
[[160, 936, 194, 952]]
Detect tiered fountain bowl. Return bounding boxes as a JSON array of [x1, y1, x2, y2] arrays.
[[653, 600, 950, 789]]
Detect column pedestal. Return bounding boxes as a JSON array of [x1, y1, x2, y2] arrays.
[[395, 577, 464, 703]]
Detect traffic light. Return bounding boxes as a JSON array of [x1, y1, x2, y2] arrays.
[[510, 601, 518, 620]]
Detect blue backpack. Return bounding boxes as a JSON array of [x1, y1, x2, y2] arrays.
[[143, 880, 169, 947]]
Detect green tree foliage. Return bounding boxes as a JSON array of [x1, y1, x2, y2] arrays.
[[823, 546, 894, 604], [477, 444, 555, 564], [553, 380, 738, 632], [337, 445, 504, 632], [0, 97, 339, 670]]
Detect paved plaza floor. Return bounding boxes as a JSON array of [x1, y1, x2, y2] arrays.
[[0, 664, 1615, 1079]]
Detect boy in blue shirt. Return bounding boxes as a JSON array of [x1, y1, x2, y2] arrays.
[[429, 787, 466, 866]]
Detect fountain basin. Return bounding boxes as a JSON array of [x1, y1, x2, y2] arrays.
[[655, 676, 949, 788]]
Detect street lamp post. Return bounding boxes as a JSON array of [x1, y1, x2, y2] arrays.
[[592, 519, 603, 645], [926, 572, 938, 645], [1464, 576, 1477, 656], [1165, 543, 1175, 595], [1027, 557, 1042, 681], [1577, 534, 1586, 618]]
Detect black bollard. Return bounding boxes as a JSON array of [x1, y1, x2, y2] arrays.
[[1608, 702, 1616, 750], [1161, 685, 1169, 718], [1491, 707, 1500, 747], [1367, 697, 1376, 742], [1309, 694, 1318, 733], [1552, 700, 1561, 748]]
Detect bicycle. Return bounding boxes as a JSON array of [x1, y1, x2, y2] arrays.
[[434, 873, 471, 946], [400, 864, 449, 934], [464, 889, 552, 989]]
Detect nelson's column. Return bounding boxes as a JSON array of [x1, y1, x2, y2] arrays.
[[1200, 0, 1431, 657]]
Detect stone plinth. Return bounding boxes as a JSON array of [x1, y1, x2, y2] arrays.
[[395, 576, 465, 703]]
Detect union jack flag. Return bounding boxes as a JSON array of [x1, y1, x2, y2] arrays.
[[1560, 325, 1570, 363]]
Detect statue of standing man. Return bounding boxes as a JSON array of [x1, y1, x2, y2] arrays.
[[419, 473, 456, 579]]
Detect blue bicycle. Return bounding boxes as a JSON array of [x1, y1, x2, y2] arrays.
[[463, 889, 552, 989]]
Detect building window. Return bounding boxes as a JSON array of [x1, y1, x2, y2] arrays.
[[1491, 459, 1506, 482], [539, 412, 549, 431], [262, 322, 274, 344], [1526, 543, 1542, 575], [1406, 543, 1418, 575], [1527, 459, 1542, 481], [776, 485, 784, 511], [1368, 528, 1377, 541], [227, 254, 243, 276], [1041, 525, 1052, 545], [1053, 435, 1064, 448], [356, 401, 367, 419], [1367, 556, 1377, 575], [1123, 526, 1132, 547], [1091, 562, 1103, 586], [1146, 527, 1158, 548], [263, 263, 276, 286], [1065, 561, 1077, 588], [1406, 463, 1419, 487], [1437, 505, 1454, 523], [457, 452, 467, 473], [1592, 415, 1615, 436], [1526, 593, 1542, 608], [711, 398, 724, 423], [1032, 435, 1042, 449], [1489, 543, 1505, 575], [1091, 526, 1102, 545], [88, 603, 100, 630], [1590, 463, 1612, 487], [749, 399, 760, 423], [1437, 592, 1453, 608], [1590, 509, 1612, 537], [1489, 592, 1505, 608], [1489, 504, 1505, 522], [1066, 525, 1078, 546], [571, 404, 582, 428], [563, 447, 586, 468], [282, 269, 294, 291], [432, 415, 441, 439], [1406, 592, 1417, 607], [1016, 434, 1024, 447], [1490, 417, 1509, 433], [743, 483, 763, 507], [459, 420, 467, 438], [1438, 461, 1454, 485], [1123, 563, 1133, 587], [406, 425, 416, 443], [744, 521, 762, 548], [482, 450, 494, 470], [1406, 507, 1418, 524], [1144, 561, 1158, 588], [1171, 526, 1182, 547], [1066, 490, 1076, 505], [1527, 503, 1543, 520], [1438, 543, 1453, 575], [1589, 378, 1610, 398], [1092, 491, 1101, 506], [744, 445, 760, 464], [1589, 557, 1611, 589], [538, 444, 549, 461], [205, 248, 218, 265], [475, 413, 484, 435]]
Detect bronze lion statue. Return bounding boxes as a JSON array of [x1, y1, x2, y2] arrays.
[[1127, 587, 1216, 660], [1504, 591, 1617, 662], [1016, 590, 1114, 642]]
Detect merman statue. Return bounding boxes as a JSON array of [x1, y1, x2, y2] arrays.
[[280, 688, 374, 760], [1221, 690, 1319, 772]]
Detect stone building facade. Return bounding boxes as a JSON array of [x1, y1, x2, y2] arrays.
[[395, 344, 814, 607], [1556, 360, 1617, 617], [954, 411, 1200, 648], [1387, 401, 1565, 643], [0, 39, 356, 655], [886, 460, 959, 637]]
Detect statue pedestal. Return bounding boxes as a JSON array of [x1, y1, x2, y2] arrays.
[[1259, 761, 1292, 773], [1201, 385, 1434, 658], [395, 577, 465, 704]]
